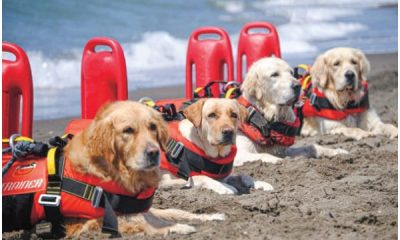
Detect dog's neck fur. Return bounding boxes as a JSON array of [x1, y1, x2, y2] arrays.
[[65, 130, 160, 194], [179, 119, 232, 158], [318, 86, 364, 110], [242, 92, 296, 123]]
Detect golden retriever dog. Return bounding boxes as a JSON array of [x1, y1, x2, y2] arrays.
[[300, 47, 398, 140], [234, 57, 348, 166], [160, 98, 274, 195], [63, 101, 224, 237]]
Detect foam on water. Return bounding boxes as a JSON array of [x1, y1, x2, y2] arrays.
[[4, 0, 396, 119]]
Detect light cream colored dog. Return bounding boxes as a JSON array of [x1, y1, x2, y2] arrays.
[[300, 47, 398, 140], [160, 98, 274, 194], [234, 57, 348, 166]]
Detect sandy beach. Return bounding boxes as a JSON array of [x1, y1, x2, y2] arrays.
[[7, 52, 397, 239]]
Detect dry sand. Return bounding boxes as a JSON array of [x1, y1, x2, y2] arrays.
[[5, 53, 398, 239]]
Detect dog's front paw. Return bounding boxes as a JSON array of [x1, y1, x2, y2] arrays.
[[203, 182, 237, 195], [254, 180, 274, 191], [260, 155, 282, 164], [204, 213, 225, 221], [169, 224, 196, 235], [374, 123, 398, 139], [332, 148, 349, 155], [313, 144, 348, 157]]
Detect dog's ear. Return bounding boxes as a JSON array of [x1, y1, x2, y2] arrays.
[[183, 99, 206, 128], [242, 66, 263, 100], [311, 53, 329, 88], [355, 49, 370, 81], [86, 116, 116, 165], [154, 112, 169, 150], [236, 101, 248, 125]]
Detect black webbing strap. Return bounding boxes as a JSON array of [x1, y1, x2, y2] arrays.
[[308, 91, 370, 112], [247, 107, 299, 138], [37, 149, 65, 238], [61, 177, 119, 237], [247, 107, 271, 137], [165, 139, 233, 180], [61, 177, 155, 237]]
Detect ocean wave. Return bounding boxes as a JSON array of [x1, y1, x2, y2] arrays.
[[27, 31, 187, 89]]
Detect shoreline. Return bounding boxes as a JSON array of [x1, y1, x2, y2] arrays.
[[32, 52, 397, 141]]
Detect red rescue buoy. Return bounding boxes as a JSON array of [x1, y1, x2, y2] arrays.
[[2, 42, 33, 138], [186, 27, 234, 98], [237, 22, 281, 83], [81, 37, 128, 119]]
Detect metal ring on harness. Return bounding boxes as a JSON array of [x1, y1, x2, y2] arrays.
[[9, 133, 21, 157], [223, 81, 240, 92]]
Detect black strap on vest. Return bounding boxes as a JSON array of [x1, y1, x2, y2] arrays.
[[247, 107, 298, 140], [165, 139, 233, 180], [36, 148, 66, 238], [61, 177, 155, 237], [308, 90, 370, 112]]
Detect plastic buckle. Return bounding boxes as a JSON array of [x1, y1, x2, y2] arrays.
[[91, 186, 104, 208], [310, 93, 317, 106], [35, 221, 52, 235], [170, 142, 184, 158], [38, 194, 61, 207]]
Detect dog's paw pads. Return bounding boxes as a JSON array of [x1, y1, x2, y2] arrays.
[[254, 181, 274, 191], [169, 224, 196, 235]]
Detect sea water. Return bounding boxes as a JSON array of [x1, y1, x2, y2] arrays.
[[3, 0, 398, 119]]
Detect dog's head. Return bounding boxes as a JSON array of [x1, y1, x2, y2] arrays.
[[183, 98, 247, 157], [311, 47, 370, 108], [242, 57, 298, 107], [87, 101, 168, 172], [241, 57, 298, 122]]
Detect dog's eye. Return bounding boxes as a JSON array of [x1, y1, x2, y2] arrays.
[[271, 72, 280, 77], [333, 61, 340, 66], [208, 112, 217, 118], [149, 123, 157, 131], [351, 59, 357, 65], [231, 112, 238, 119], [123, 127, 135, 134]]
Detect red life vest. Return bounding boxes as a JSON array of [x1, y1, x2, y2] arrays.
[[29, 154, 156, 224], [298, 72, 369, 120], [160, 121, 236, 180], [2, 119, 155, 235], [237, 97, 300, 147]]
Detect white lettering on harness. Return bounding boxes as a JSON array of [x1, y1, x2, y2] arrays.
[[3, 178, 44, 192]]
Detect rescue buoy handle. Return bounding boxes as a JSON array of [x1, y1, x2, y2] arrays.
[[2, 42, 21, 62], [84, 37, 119, 55], [192, 27, 227, 41], [243, 22, 276, 35]]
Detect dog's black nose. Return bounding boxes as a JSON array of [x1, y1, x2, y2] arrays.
[[222, 128, 234, 142], [345, 71, 355, 85], [145, 144, 160, 165]]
